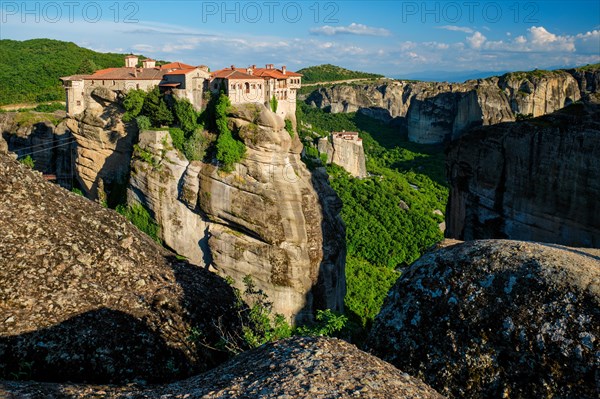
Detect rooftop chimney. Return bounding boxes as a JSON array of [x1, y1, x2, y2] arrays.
[[247, 67, 253, 75], [282, 65, 287, 75], [231, 65, 235, 70], [266, 64, 274, 69], [142, 59, 156, 68], [125, 54, 139, 68], [252, 64, 256, 69]]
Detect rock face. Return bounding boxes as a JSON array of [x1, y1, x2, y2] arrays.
[[1, 337, 444, 398], [367, 240, 600, 399], [446, 100, 600, 247], [318, 135, 367, 178], [307, 67, 598, 144], [0, 112, 75, 188], [64, 87, 136, 199], [129, 103, 346, 323], [0, 153, 246, 384]]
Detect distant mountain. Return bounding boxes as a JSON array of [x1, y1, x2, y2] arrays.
[[298, 64, 384, 84], [392, 70, 510, 83], [0, 39, 156, 105]]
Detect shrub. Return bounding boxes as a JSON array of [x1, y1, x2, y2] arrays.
[[116, 203, 161, 243], [216, 131, 246, 172], [32, 102, 65, 112], [295, 309, 348, 337], [19, 155, 35, 168], [214, 94, 245, 171], [183, 128, 209, 161], [136, 115, 151, 131], [169, 128, 185, 153], [285, 119, 294, 138], [240, 276, 292, 349]]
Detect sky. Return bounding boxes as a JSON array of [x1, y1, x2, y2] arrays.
[[1, 0, 599, 76]]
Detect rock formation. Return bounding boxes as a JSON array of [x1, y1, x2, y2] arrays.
[[2, 337, 444, 398], [318, 133, 367, 178], [0, 152, 246, 384], [63, 86, 137, 199], [0, 111, 74, 188], [129, 103, 346, 324], [306, 66, 598, 144], [446, 99, 600, 247], [367, 240, 600, 399]]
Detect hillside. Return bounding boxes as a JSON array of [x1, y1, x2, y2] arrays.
[[297, 64, 384, 84], [0, 39, 153, 105]]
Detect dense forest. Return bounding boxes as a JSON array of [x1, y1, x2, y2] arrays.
[[297, 64, 384, 84], [296, 103, 448, 333], [0, 39, 153, 105]]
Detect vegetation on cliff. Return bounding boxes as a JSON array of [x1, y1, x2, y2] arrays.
[[122, 88, 245, 171], [297, 64, 384, 84], [297, 102, 447, 329], [0, 38, 158, 105]]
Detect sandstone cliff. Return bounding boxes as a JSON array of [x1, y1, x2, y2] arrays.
[[318, 134, 367, 178], [128, 103, 346, 323], [0, 152, 246, 384], [0, 111, 74, 188], [367, 240, 600, 398], [306, 66, 598, 144], [63, 87, 137, 199], [445, 99, 600, 247], [2, 337, 444, 398]]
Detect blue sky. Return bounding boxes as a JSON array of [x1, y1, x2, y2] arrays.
[[1, 1, 599, 76]]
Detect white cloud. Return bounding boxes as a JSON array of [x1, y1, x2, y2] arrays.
[[575, 30, 600, 54], [310, 23, 391, 37], [467, 32, 487, 49], [528, 26, 575, 51], [438, 25, 474, 33]]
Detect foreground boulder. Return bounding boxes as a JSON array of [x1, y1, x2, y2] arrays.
[[367, 240, 600, 398], [1, 337, 444, 398], [0, 153, 245, 383]]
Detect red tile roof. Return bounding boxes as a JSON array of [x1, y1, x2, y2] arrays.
[[160, 62, 195, 70], [164, 68, 199, 75], [253, 68, 302, 79], [211, 68, 263, 80]]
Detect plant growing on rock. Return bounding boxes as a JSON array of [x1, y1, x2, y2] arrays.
[[19, 155, 35, 169], [116, 203, 161, 244], [136, 115, 151, 131], [214, 94, 246, 171]]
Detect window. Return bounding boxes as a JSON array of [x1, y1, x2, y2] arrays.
[[76, 101, 81, 106], [136, 84, 140, 89], [245, 82, 250, 94]]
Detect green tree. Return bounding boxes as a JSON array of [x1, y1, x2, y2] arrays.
[[154, 98, 174, 126], [123, 89, 147, 122], [270, 95, 278, 113], [173, 98, 199, 134], [77, 59, 98, 74]]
